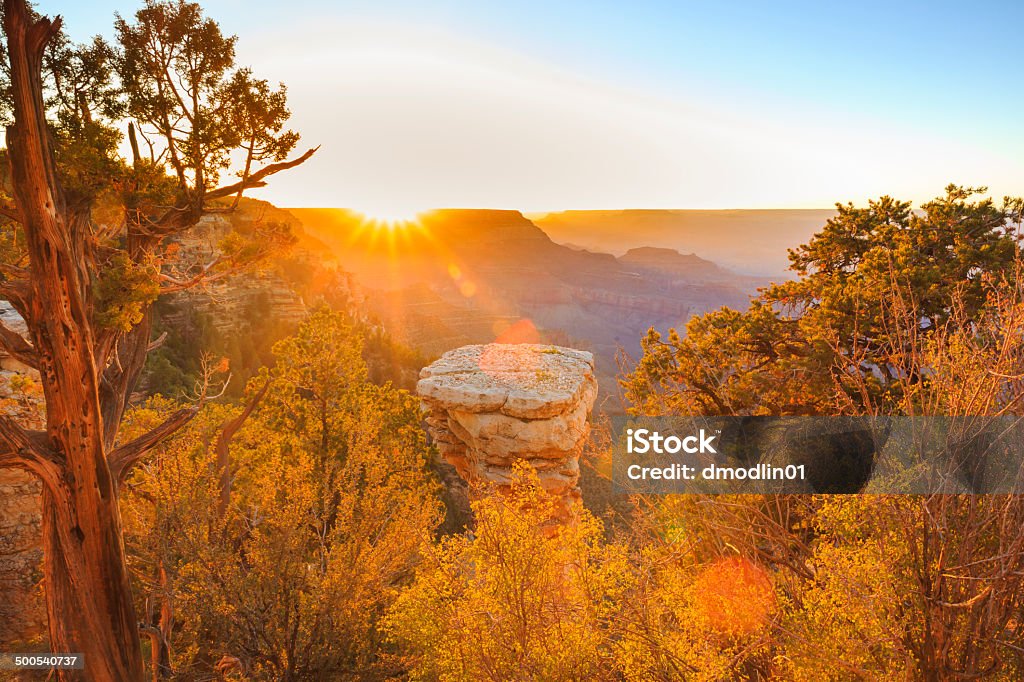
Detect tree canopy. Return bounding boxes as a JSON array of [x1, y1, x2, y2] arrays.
[[623, 185, 1024, 416]]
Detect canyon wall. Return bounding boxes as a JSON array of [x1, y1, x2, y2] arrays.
[[0, 334, 46, 645], [0, 468, 44, 645]]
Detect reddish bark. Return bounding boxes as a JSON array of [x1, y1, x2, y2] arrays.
[[0, 2, 315, 677], [2, 0, 145, 678]]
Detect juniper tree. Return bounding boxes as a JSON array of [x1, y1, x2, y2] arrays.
[[0, 0, 315, 678]]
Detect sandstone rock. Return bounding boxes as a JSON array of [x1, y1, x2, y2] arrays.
[[0, 468, 44, 646], [0, 361, 47, 646], [417, 343, 594, 419], [0, 303, 36, 374], [448, 398, 591, 456], [418, 344, 597, 523]]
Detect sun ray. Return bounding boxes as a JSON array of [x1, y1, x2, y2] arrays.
[[355, 204, 426, 228]]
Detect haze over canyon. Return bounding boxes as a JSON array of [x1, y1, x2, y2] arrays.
[[288, 207, 810, 408]]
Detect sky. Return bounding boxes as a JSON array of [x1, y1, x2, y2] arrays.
[[49, 0, 1024, 213]]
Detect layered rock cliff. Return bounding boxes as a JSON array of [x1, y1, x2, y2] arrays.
[[418, 344, 598, 523], [160, 212, 308, 334]]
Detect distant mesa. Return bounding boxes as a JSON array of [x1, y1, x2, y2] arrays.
[[533, 208, 835, 277], [559, 242, 593, 252], [619, 246, 737, 282]]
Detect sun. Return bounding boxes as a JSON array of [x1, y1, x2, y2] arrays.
[[355, 203, 426, 227]]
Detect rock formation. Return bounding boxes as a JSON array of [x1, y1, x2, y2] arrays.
[[163, 214, 308, 335], [0, 301, 32, 373], [418, 344, 597, 522], [0, 305, 45, 645], [0, 467, 44, 645]]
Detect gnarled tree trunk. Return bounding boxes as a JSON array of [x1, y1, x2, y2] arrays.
[[0, 3, 316, 678], [3, 1, 144, 678], [39, 488, 143, 681]]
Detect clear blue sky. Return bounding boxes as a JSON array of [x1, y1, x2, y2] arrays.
[[42, 0, 1024, 211]]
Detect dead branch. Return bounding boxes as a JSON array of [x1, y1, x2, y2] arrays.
[[159, 255, 231, 293], [108, 407, 200, 485], [0, 280, 31, 320], [147, 331, 168, 352], [215, 380, 269, 519], [0, 418, 64, 495], [0, 414, 42, 459], [204, 146, 319, 201]]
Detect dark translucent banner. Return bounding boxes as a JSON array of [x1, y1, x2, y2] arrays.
[[611, 416, 1024, 494]]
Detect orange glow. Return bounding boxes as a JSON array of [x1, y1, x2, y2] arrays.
[[692, 556, 776, 636], [355, 204, 426, 227], [493, 318, 540, 344]]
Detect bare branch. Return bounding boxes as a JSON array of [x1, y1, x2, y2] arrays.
[[98, 315, 154, 449], [0, 414, 39, 456], [158, 255, 230, 293], [108, 407, 199, 485], [189, 353, 231, 404], [0, 442, 30, 471], [138, 204, 201, 238], [0, 262, 28, 279], [147, 331, 168, 352], [137, 146, 317, 238], [0, 279, 31, 320], [215, 380, 269, 519], [0, 418, 61, 492], [204, 146, 319, 202], [0, 447, 22, 470], [108, 353, 231, 484]]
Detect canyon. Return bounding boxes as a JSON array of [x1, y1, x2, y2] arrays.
[[533, 209, 833, 277], [0, 204, 814, 648], [290, 208, 769, 410]]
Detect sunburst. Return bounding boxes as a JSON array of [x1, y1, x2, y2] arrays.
[[355, 203, 425, 228]]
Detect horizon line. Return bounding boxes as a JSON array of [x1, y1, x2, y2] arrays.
[[279, 206, 840, 214]]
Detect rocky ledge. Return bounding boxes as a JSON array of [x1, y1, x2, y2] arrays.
[[417, 344, 597, 522]]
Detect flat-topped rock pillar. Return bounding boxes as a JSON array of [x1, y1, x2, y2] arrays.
[[417, 344, 598, 522]]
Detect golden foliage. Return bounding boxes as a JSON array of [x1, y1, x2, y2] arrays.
[[691, 557, 775, 638], [121, 308, 443, 680], [387, 464, 630, 681]]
